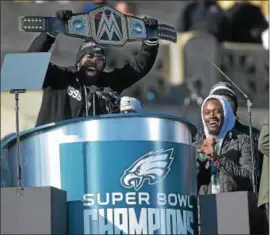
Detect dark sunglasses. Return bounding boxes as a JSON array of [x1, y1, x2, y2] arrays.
[[84, 53, 106, 62]]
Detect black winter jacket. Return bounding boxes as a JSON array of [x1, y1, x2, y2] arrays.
[[28, 33, 158, 127], [194, 128, 258, 194], [194, 119, 262, 192]]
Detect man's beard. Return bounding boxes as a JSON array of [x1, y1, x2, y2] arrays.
[[77, 63, 100, 86]]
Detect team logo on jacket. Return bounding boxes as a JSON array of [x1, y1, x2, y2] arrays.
[[121, 148, 174, 191]]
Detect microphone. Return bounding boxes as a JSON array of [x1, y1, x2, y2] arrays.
[[102, 87, 120, 101], [206, 56, 257, 193], [89, 86, 110, 101], [96, 90, 110, 101], [205, 57, 250, 100]]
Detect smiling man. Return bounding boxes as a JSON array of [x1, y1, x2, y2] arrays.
[[209, 82, 262, 192], [195, 95, 257, 195], [203, 98, 225, 136]]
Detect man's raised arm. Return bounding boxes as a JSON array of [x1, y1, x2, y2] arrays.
[[27, 10, 72, 52], [28, 32, 56, 52], [26, 10, 74, 89], [102, 17, 159, 92]]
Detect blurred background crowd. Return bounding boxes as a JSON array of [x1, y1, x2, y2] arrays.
[[1, 0, 269, 138]]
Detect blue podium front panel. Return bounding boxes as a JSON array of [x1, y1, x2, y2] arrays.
[[1, 114, 198, 234], [60, 141, 197, 235]]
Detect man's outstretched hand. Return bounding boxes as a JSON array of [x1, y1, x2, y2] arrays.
[[143, 17, 158, 29], [143, 17, 158, 41], [47, 10, 73, 37], [56, 10, 73, 21]]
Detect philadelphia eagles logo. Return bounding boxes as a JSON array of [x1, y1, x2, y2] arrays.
[[120, 148, 174, 191]]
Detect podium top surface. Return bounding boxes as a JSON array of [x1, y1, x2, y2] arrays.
[[1, 53, 51, 91], [1, 113, 197, 149]]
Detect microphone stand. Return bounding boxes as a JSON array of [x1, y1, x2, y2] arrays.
[[102, 87, 120, 114], [105, 101, 111, 114], [103, 95, 111, 114], [88, 86, 113, 115], [87, 86, 97, 116], [206, 56, 257, 193], [97, 89, 111, 114], [92, 93, 96, 116], [10, 88, 26, 195]]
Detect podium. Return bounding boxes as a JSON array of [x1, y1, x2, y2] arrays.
[[199, 191, 268, 234], [1, 113, 198, 234], [0, 187, 67, 234]]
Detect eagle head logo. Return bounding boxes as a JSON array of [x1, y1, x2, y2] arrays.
[[120, 148, 174, 191]]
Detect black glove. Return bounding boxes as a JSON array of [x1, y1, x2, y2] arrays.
[[143, 17, 158, 29], [143, 17, 158, 42], [47, 10, 73, 38], [56, 10, 73, 21]]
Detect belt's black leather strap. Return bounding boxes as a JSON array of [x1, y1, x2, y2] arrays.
[[157, 24, 177, 43]]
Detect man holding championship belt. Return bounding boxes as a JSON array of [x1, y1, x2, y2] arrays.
[[27, 10, 159, 127]]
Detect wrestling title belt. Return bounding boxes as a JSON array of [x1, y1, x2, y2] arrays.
[[18, 5, 177, 46]]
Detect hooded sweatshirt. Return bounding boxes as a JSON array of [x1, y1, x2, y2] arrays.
[[201, 95, 235, 193], [197, 95, 255, 194]]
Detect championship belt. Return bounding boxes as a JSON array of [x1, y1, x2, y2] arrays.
[[18, 5, 177, 46]]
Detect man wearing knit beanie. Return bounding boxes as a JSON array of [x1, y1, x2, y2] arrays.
[[210, 82, 238, 114], [28, 10, 159, 127], [209, 82, 260, 138], [208, 81, 263, 192], [74, 40, 107, 85]]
